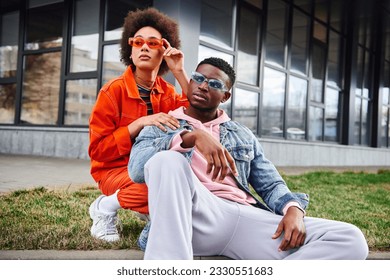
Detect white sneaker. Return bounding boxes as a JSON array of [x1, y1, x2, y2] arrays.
[[89, 195, 121, 242]]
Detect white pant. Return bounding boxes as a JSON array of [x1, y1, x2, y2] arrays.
[[144, 151, 369, 260]]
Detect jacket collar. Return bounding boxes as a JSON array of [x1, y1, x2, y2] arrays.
[[124, 67, 165, 98]]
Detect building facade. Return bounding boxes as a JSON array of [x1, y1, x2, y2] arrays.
[[0, 0, 389, 167]]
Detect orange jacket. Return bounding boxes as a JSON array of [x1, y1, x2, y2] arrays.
[[89, 67, 188, 183]]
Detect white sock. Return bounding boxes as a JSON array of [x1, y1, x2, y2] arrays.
[[98, 190, 121, 215]]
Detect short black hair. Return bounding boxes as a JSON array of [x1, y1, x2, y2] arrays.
[[197, 57, 236, 89]]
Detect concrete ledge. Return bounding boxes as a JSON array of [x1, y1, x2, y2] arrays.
[[0, 250, 388, 260]]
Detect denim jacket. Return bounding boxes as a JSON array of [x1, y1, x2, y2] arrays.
[[129, 119, 309, 250]]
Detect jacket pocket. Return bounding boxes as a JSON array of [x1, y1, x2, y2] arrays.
[[229, 145, 254, 162]]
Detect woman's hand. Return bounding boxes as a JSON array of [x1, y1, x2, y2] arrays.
[[128, 113, 180, 140], [162, 38, 185, 74]]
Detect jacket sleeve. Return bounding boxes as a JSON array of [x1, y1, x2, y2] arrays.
[[248, 133, 309, 215], [128, 125, 182, 183], [88, 90, 132, 162]]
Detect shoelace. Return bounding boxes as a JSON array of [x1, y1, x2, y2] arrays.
[[98, 214, 122, 235]]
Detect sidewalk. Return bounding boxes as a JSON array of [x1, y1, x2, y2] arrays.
[[0, 153, 389, 260]]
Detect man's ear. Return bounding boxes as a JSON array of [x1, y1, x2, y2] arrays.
[[222, 91, 231, 103]]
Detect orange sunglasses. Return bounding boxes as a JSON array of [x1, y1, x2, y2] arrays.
[[128, 37, 164, 49]]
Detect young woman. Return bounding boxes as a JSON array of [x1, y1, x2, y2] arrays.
[[88, 7, 188, 242]]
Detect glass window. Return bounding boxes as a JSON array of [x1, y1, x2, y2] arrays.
[[311, 41, 326, 102], [0, 12, 19, 78], [244, 0, 263, 9], [354, 97, 362, 144], [65, 79, 97, 125], [329, 0, 342, 32], [104, 0, 152, 41], [356, 46, 364, 96], [200, 0, 233, 48], [29, 0, 63, 8], [21, 52, 61, 125], [361, 99, 369, 146], [362, 50, 370, 98], [237, 5, 260, 85], [261, 67, 285, 137], [25, 3, 64, 50], [70, 0, 99, 73], [381, 106, 388, 147], [102, 44, 125, 85], [234, 88, 258, 133], [384, 62, 389, 105], [198, 45, 234, 66], [313, 21, 327, 43], [325, 87, 339, 142], [0, 84, 16, 123], [293, 0, 312, 13], [327, 31, 342, 88], [314, 0, 328, 23], [309, 106, 323, 141], [265, 0, 287, 68], [287, 76, 307, 140], [291, 9, 309, 75]]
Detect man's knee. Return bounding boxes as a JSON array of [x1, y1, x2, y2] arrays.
[[145, 151, 187, 170]]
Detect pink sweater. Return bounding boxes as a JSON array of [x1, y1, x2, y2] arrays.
[[169, 107, 256, 205]]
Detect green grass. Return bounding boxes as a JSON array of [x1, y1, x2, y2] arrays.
[[0, 171, 389, 251]]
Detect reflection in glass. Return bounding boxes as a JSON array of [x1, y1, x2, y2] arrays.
[[315, 0, 328, 23], [265, 0, 286, 68], [25, 3, 63, 50], [381, 106, 389, 147], [70, 0, 99, 72], [330, 0, 342, 31], [325, 87, 339, 142], [327, 31, 342, 88], [356, 47, 364, 96], [237, 5, 260, 84], [198, 45, 234, 66], [291, 10, 308, 75], [0, 12, 19, 78], [29, 0, 63, 8], [234, 88, 258, 133], [200, 0, 233, 48], [287, 76, 307, 140], [294, 0, 311, 13], [0, 84, 16, 124], [354, 97, 362, 144], [384, 62, 389, 104], [21, 52, 61, 125], [361, 99, 369, 146], [311, 41, 326, 102], [313, 21, 327, 43], [309, 107, 323, 141], [104, 0, 152, 41], [65, 79, 97, 125], [102, 44, 126, 85], [261, 68, 285, 137], [362, 50, 370, 98], [244, 0, 263, 9]]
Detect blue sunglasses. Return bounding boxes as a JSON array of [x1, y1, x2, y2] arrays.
[[191, 71, 228, 91]]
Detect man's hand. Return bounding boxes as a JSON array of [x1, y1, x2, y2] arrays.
[[181, 130, 238, 181], [272, 206, 306, 252]]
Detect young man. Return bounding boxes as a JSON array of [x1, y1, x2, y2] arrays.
[[128, 57, 369, 260]]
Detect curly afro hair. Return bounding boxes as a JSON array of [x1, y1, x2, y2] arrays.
[[120, 7, 181, 76], [197, 57, 236, 89]]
